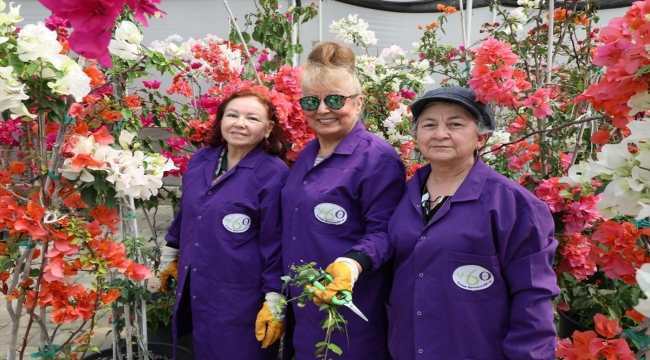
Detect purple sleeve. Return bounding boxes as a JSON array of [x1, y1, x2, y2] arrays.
[[501, 202, 559, 360], [348, 156, 405, 271], [164, 203, 182, 248], [258, 167, 289, 293]]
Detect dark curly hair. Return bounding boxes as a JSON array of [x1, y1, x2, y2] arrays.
[[207, 89, 286, 157]]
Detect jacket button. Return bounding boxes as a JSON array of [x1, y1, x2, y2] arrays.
[[420, 236, 425, 240], [195, 243, 198, 246], [184, 266, 188, 269], [192, 296, 196, 299], [417, 311, 422, 315], [208, 191, 211, 194], [198, 216, 201, 219], [295, 208, 298, 211], [193, 268, 196, 272], [418, 349, 423, 354], [419, 273, 423, 277], [303, 181, 307, 184], [292, 237, 296, 240]]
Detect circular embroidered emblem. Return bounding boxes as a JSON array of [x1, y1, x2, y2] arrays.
[[222, 213, 251, 233], [452, 265, 494, 291], [314, 203, 347, 225]]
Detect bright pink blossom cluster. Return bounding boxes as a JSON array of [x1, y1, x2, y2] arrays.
[[534, 178, 603, 234], [0, 119, 24, 147], [38, 0, 165, 68], [577, 0, 650, 128], [161, 137, 190, 177]]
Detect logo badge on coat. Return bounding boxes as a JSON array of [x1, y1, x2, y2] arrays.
[[222, 213, 251, 233], [452, 265, 494, 291], [314, 203, 347, 225]]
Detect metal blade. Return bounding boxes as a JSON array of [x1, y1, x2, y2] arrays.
[[344, 302, 368, 321]]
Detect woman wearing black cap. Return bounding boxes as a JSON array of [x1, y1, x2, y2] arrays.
[[385, 86, 559, 359]]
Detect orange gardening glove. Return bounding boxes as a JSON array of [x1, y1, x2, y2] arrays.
[[255, 301, 284, 348], [159, 260, 178, 292], [309, 261, 354, 307]]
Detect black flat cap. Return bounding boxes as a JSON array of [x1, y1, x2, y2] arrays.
[[410, 86, 495, 131]]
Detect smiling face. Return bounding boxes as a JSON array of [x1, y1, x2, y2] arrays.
[[220, 96, 273, 153], [416, 102, 488, 168], [302, 82, 363, 145]]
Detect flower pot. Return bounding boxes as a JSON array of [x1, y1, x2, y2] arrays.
[[82, 342, 193, 360], [557, 310, 594, 339]]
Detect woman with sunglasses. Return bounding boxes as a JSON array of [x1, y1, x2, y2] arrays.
[[159, 89, 289, 359], [281, 41, 406, 359]]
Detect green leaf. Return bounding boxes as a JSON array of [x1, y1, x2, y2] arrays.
[[328, 343, 343, 356], [29, 268, 40, 277], [7, 53, 24, 74]]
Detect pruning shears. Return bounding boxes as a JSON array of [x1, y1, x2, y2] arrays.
[[310, 271, 368, 322]]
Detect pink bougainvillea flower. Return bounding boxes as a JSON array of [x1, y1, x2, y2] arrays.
[[125, 0, 166, 26], [44, 14, 71, 30], [522, 88, 552, 120], [143, 80, 162, 89], [43, 257, 67, 282], [124, 261, 152, 281], [38, 0, 126, 67]]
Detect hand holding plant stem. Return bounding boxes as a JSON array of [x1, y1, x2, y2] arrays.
[[281, 262, 346, 358]]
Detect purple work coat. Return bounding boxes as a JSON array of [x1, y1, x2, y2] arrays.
[[281, 121, 406, 360], [165, 144, 288, 360], [387, 159, 559, 360]]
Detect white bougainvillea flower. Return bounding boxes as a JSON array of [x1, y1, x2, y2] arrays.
[[114, 20, 143, 46], [119, 130, 137, 150], [380, 45, 406, 59], [16, 22, 62, 63], [0, 74, 28, 113], [47, 59, 91, 102], [635, 263, 650, 317], [624, 119, 650, 144], [628, 92, 650, 116], [0, 1, 23, 27], [108, 39, 139, 60]]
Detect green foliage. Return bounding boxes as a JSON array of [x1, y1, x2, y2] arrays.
[[230, 0, 318, 67], [282, 262, 348, 359]]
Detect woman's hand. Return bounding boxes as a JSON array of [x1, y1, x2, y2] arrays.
[[255, 292, 286, 348], [309, 259, 360, 306]]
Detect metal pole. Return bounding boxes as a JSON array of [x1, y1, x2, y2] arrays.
[[223, 0, 263, 85], [291, 0, 298, 65], [319, 0, 323, 42], [466, 0, 473, 46]]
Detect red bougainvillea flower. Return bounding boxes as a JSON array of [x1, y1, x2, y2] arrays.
[[588, 337, 634, 359], [590, 129, 611, 144], [594, 313, 622, 338], [88, 205, 122, 233]]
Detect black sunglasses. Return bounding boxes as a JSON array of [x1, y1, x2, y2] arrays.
[[299, 94, 359, 111]]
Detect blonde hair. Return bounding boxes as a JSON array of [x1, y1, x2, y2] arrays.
[[302, 41, 362, 95]]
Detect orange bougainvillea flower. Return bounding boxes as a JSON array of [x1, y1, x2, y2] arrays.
[[83, 62, 105, 87], [100, 111, 123, 123], [89, 205, 122, 233], [594, 313, 622, 339], [9, 161, 26, 175], [590, 129, 611, 144], [101, 288, 121, 304], [626, 308, 646, 323], [45, 121, 59, 134], [74, 120, 89, 135], [124, 261, 152, 281], [63, 193, 88, 209], [123, 93, 142, 110], [71, 154, 105, 170], [92, 126, 114, 146], [0, 271, 9, 281], [6, 289, 20, 301]]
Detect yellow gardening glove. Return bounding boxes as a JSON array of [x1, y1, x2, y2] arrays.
[[309, 261, 356, 307], [255, 297, 284, 348], [159, 260, 178, 292]]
